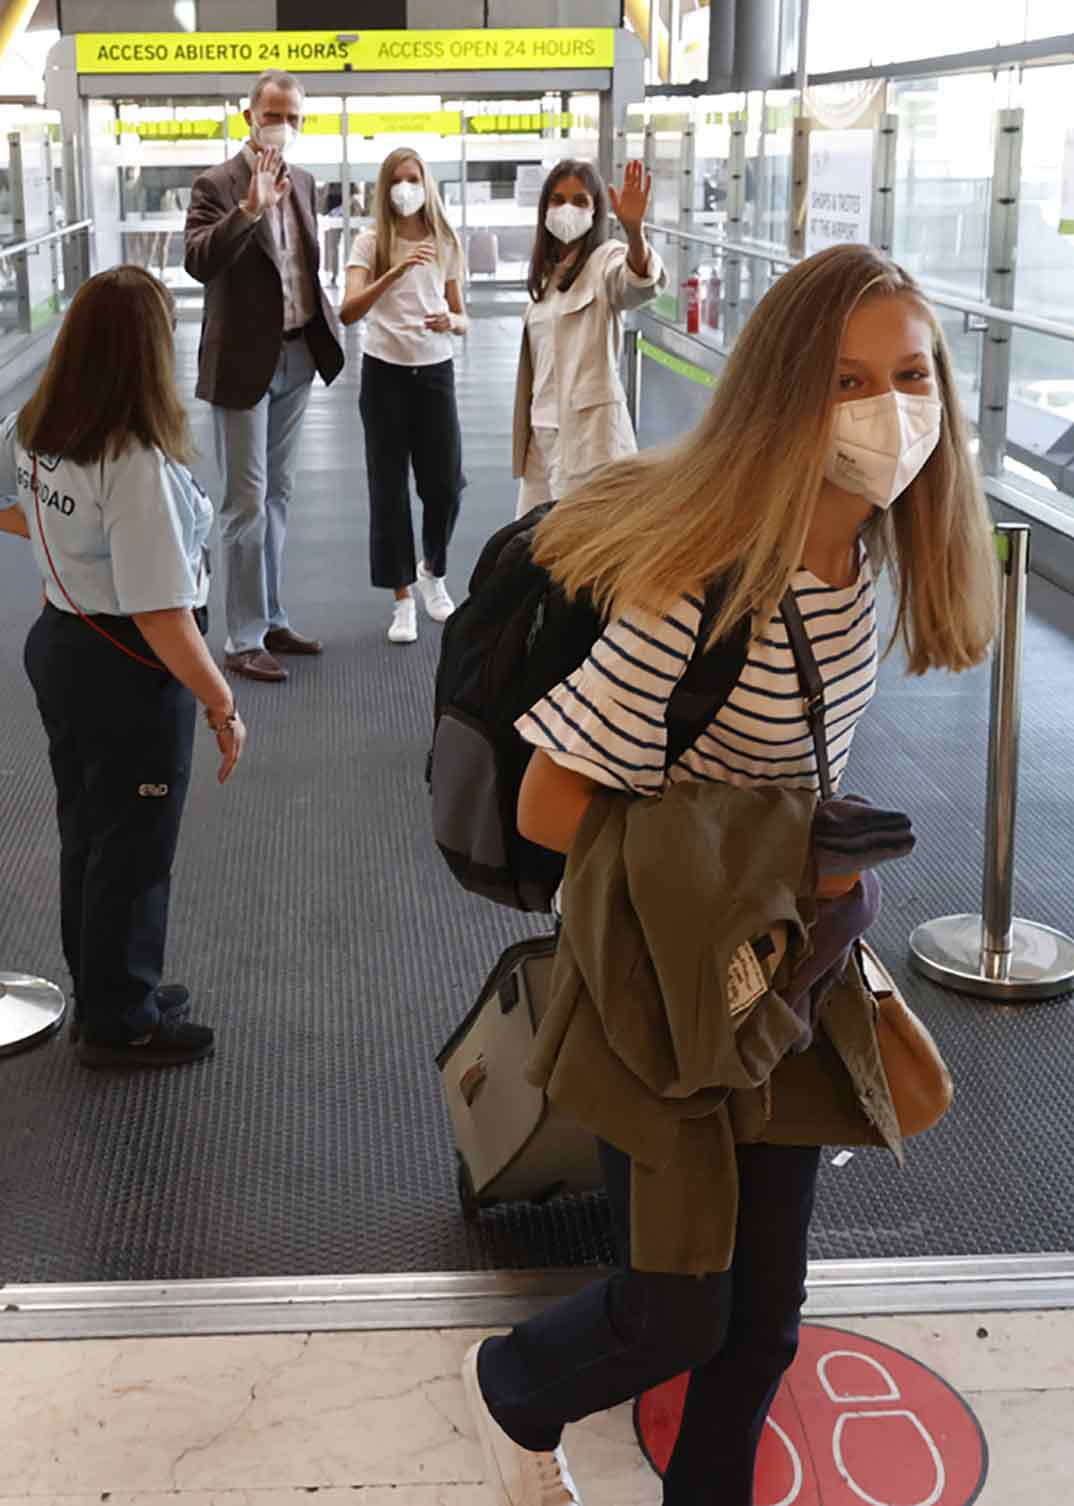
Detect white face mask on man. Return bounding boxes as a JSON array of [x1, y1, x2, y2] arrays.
[[390, 181, 426, 217], [545, 203, 594, 244], [824, 390, 943, 509], [253, 121, 298, 155]]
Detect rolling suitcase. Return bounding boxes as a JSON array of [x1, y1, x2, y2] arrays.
[[436, 933, 602, 1220]]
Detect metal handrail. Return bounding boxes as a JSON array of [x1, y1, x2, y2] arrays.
[[643, 219, 1074, 346], [922, 290, 1074, 345], [0, 219, 92, 260], [645, 221, 796, 267]]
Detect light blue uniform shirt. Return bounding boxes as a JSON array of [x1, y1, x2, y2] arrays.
[[0, 413, 213, 616]]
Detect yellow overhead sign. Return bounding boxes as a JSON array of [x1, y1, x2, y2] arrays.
[[115, 111, 466, 140], [76, 28, 615, 75]]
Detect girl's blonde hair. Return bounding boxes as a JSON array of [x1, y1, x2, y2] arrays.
[[372, 146, 461, 281], [534, 242, 997, 675]]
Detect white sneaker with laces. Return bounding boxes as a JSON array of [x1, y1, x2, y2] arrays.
[[462, 1342, 583, 1506], [415, 561, 455, 622], [388, 595, 418, 644]]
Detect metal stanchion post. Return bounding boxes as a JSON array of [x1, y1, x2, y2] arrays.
[[624, 323, 643, 434], [909, 524, 1074, 1000], [1, 973, 66, 1058]]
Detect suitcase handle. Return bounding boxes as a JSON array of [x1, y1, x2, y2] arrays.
[[459, 1055, 488, 1107]]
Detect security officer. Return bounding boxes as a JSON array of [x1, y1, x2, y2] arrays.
[[0, 265, 246, 1070]]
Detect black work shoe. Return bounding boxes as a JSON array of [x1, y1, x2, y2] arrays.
[[77, 1018, 215, 1070], [70, 984, 191, 1043]]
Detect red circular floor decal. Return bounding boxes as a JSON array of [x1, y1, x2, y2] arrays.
[[635, 1323, 988, 1506]]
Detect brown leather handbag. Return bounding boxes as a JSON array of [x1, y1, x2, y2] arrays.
[[780, 593, 954, 1140], [858, 941, 954, 1136]]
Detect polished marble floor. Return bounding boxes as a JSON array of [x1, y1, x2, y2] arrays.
[[1, 1309, 1072, 1504]]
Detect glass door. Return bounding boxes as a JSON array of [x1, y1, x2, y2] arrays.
[[451, 92, 604, 286], [99, 88, 611, 300], [113, 98, 230, 299], [345, 94, 463, 277], [282, 95, 346, 290]]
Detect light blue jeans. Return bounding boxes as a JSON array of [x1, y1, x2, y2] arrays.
[[212, 335, 316, 654]]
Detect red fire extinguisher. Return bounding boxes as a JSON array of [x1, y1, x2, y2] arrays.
[[683, 273, 700, 334]]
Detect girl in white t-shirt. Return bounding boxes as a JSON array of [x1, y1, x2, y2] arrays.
[[342, 147, 468, 645]]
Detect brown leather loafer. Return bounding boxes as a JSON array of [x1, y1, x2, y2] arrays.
[[265, 626, 323, 655], [224, 648, 288, 682]]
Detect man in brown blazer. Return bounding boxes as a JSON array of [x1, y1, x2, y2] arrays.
[[185, 70, 344, 682]]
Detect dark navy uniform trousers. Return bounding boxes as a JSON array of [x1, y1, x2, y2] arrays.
[[24, 603, 198, 1042]]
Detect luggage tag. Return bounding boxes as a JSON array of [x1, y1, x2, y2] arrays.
[[726, 924, 789, 1020]]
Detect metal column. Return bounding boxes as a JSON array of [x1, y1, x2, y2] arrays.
[[722, 111, 747, 341], [789, 113, 811, 260], [341, 100, 351, 283], [8, 132, 29, 332], [613, 123, 629, 185], [978, 108, 1023, 478], [668, 0, 681, 84], [642, 120, 655, 179], [624, 325, 643, 434], [870, 112, 898, 255], [598, 88, 615, 185], [459, 115, 468, 287], [681, 120, 699, 283]]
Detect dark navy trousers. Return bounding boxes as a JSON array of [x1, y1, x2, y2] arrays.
[[24, 603, 197, 1042], [479, 1139, 821, 1506]]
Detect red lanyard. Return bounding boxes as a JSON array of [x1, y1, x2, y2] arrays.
[[32, 450, 165, 671]]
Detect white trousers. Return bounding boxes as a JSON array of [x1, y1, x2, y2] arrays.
[[515, 427, 606, 520]]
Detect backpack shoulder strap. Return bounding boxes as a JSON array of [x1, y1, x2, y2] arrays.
[[664, 577, 750, 770], [662, 581, 833, 795]]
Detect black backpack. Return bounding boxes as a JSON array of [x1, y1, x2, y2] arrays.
[[427, 504, 749, 912]]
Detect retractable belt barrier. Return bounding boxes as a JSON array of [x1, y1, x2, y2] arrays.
[[910, 523, 1074, 1001]]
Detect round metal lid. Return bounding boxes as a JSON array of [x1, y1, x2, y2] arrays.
[[0, 972, 67, 1058]]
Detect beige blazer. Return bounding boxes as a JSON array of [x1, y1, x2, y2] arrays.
[[511, 239, 667, 486]]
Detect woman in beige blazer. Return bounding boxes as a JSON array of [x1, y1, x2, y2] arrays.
[[513, 159, 667, 518]]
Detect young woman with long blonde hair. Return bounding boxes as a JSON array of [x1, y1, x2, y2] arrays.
[[460, 243, 997, 1506], [341, 147, 467, 644]]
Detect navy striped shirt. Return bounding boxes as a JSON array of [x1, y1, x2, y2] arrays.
[[516, 561, 878, 796]]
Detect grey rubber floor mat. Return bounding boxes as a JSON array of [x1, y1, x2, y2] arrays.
[[0, 318, 1072, 1284]]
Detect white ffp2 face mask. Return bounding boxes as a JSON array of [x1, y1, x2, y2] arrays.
[[254, 122, 298, 155], [825, 390, 943, 509], [545, 203, 594, 244], [390, 181, 426, 217]]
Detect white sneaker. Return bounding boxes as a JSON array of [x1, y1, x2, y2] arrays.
[[388, 595, 418, 644], [462, 1342, 582, 1506], [415, 561, 455, 622]]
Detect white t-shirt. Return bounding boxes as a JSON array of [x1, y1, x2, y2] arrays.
[[525, 293, 560, 429], [347, 229, 463, 367], [0, 414, 213, 616]]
